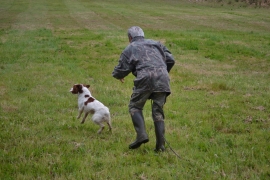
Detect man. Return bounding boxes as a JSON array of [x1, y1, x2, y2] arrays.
[[112, 26, 175, 152]]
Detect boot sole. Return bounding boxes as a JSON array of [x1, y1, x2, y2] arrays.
[[129, 139, 149, 149]]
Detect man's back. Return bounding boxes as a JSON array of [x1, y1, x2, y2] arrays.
[[127, 38, 167, 71], [120, 37, 171, 94]]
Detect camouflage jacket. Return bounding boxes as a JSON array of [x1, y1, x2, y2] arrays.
[[112, 37, 175, 95]]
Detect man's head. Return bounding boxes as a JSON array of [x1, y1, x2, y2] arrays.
[[127, 26, 144, 42]]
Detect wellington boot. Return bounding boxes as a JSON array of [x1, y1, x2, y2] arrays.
[[129, 111, 149, 149], [154, 121, 165, 152]]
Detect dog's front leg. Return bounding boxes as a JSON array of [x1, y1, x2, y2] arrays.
[[77, 107, 84, 119], [81, 112, 89, 124]]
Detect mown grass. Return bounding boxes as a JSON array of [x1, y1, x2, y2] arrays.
[[1, 0, 270, 179]]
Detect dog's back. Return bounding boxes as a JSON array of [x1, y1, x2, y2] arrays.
[[84, 95, 110, 120]]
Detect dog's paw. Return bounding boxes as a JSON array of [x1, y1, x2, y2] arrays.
[[97, 127, 105, 134]]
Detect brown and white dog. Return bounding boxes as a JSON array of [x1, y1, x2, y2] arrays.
[[70, 84, 112, 134]]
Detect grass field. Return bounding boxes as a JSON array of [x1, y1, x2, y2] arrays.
[[0, 0, 270, 179]]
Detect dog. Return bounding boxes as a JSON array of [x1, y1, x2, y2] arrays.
[[70, 84, 112, 134]]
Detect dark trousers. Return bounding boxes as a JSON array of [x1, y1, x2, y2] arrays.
[[128, 92, 167, 122]]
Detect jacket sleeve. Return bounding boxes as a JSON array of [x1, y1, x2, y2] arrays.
[[112, 52, 134, 79], [163, 46, 175, 73]]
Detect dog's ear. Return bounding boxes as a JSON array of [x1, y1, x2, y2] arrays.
[[85, 85, 90, 88], [70, 84, 82, 94], [76, 84, 84, 93]]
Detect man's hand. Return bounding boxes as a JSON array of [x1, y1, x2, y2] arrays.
[[120, 78, 125, 83]]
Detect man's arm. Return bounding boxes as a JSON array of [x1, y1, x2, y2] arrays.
[[163, 46, 175, 73], [112, 53, 133, 80]]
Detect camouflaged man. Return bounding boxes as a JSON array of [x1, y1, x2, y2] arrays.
[[112, 26, 175, 152]]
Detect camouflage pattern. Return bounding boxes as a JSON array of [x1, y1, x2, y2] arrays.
[[129, 92, 167, 122], [112, 36, 175, 95]]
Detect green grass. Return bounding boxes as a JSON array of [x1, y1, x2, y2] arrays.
[[1, 0, 270, 179]]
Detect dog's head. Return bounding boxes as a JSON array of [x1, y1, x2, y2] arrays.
[[70, 84, 90, 94]]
